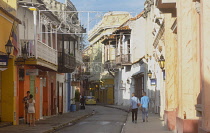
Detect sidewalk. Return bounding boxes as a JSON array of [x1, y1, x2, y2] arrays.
[[102, 105, 173, 133], [0, 107, 92, 133], [122, 111, 173, 133]]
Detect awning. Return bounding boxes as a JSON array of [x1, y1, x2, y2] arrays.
[[132, 65, 145, 77]]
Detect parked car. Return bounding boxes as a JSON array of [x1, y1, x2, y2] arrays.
[[85, 96, 96, 105]]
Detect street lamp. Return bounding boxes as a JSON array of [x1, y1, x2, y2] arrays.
[[5, 39, 14, 56], [158, 55, 165, 70], [147, 70, 152, 79], [22, 47, 28, 60]]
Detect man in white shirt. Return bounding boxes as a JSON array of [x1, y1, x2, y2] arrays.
[[130, 93, 140, 123]]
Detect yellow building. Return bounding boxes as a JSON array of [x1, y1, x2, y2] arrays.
[[0, 0, 21, 125]]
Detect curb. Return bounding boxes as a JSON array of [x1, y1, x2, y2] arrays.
[[120, 111, 130, 133], [43, 113, 93, 133]]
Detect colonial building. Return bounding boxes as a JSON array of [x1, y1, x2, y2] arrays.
[[87, 11, 131, 104], [0, 0, 21, 125], [0, 0, 84, 125], [155, 0, 210, 133]]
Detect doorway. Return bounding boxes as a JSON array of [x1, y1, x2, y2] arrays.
[[57, 81, 59, 114], [30, 76, 35, 96], [0, 71, 2, 121], [61, 83, 63, 113], [39, 78, 43, 119], [134, 75, 144, 98], [51, 83, 56, 115]]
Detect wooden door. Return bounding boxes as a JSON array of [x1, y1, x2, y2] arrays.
[[57, 81, 59, 113], [61, 83, 63, 113], [0, 71, 2, 121], [30, 76, 35, 96], [135, 75, 144, 99], [40, 78, 43, 119], [51, 83, 54, 115]]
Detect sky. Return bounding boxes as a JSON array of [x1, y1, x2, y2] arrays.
[[55, 0, 145, 46], [56, 0, 145, 13]]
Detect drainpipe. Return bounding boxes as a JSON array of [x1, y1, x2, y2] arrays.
[[33, 10, 37, 59]]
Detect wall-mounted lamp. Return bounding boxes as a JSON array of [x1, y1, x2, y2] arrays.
[[5, 39, 14, 56], [147, 70, 152, 79], [22, 47, 28, 60], [158, 54, 165, 70], [127, 79, 130, 84]]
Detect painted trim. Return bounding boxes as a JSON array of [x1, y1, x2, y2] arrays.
[[0, 13, 13, 23]]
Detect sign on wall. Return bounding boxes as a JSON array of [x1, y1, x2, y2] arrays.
[[150, 78, 157, 86], [0, 55, 8, 67], [26, 69, 39, 75]]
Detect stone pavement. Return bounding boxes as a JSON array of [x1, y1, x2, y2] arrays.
[[104, 104, 130, 112], [0, 107, 92, 133], [103, 105, 173, 133], [0, 105, 174, 133], [122, 111, 174, 133]]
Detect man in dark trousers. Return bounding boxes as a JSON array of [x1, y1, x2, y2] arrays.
[[23, 91, 30, 124], [80, 96, 85, 110], [130, 93, 140, 123]]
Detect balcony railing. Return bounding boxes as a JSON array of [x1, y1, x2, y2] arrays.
[[104, 60, 117, 70], [37, 41, 57, 65], [75, 50, 83, 64], [19, 40, 57, 66], [58, 52, 76, 73], [116, 55, 121, 65], [116, 54, 131, 65]]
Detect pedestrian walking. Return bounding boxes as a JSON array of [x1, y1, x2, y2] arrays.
[[27, 94, 36, 126], [140, 92, 149, 122], [80, 96, 85, 110], [130, 93, 140, 123], [23, 91, 30, 124]]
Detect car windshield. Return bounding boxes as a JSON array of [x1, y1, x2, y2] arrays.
[[86, 96, 95, 99]]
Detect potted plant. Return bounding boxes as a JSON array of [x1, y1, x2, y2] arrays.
[[75, 89, 80, 111]]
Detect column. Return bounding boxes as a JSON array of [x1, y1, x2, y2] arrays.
[[200, 0, 210, 132], [176, 0, 200, 132], [164, 13, 177, 131]]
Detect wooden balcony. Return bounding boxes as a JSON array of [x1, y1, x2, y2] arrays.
[[75, 50, 83, 65], [104, 60, 118, 71], [116, 54, 132, 66], [116, 55, 121, 65], [156, 0, 176, 10], [16, 40, 57, 71], [58, 52, 76, 73]]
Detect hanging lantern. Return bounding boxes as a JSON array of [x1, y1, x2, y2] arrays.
[[158, 55, 165, 70]]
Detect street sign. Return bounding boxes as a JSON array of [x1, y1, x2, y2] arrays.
[[150, 78, 157, 86], [26, 69, 39, 75], [0, 55, 8, 67]]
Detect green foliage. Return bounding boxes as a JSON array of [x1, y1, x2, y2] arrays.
[[75, 89, 80, 102]]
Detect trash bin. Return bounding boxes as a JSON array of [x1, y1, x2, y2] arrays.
[[71, 104, 76, 112]]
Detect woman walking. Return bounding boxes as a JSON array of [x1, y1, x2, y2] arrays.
[[27, 94, 36, 126]]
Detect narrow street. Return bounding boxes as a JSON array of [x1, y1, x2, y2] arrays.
[[0, 0, 209, 133], [55, 105, 127, 133]]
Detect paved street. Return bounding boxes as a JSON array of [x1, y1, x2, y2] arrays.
[[55, 105, 127, 133], [0, 105, 174, 133], [123, 111, 173, 133]]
